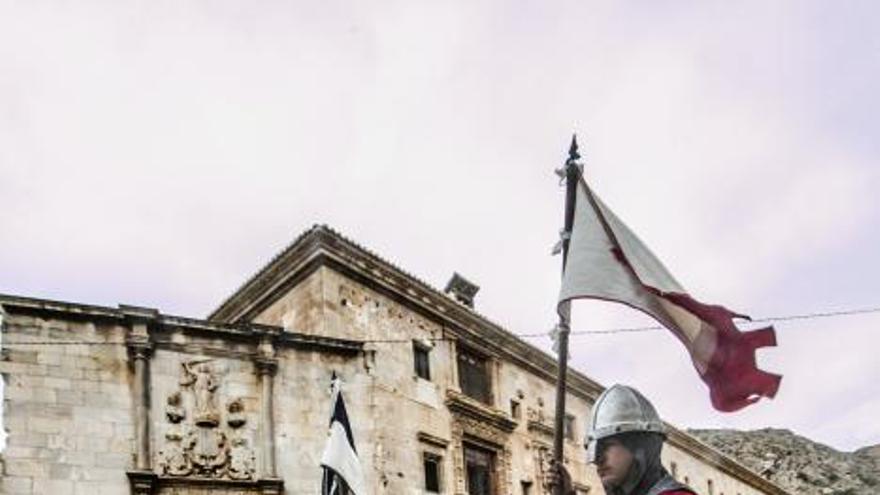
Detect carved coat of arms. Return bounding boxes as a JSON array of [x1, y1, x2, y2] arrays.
[[157, 359, 256, 481]]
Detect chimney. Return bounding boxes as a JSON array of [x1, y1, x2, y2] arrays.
[[444, 272, 479, 308]]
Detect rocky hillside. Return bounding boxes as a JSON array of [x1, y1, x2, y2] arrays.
[[688, 428, 879, 495]]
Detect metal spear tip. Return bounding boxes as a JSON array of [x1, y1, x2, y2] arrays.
[[568, 134, 581, 162]]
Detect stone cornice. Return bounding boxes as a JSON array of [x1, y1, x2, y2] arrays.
[[0, 294, 363, 356], [417, 431, 451, 448], [154, 475, 284, 494], [0, 293, 124, 321], [205, 226, 605, 403], [445, 389, 517, 433], [119, 304, 160, 324], [126, 470, 158, 495], [527, 420, 555, 438], [209, 224, 329, 322]]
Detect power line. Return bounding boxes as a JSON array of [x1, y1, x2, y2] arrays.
[[515, 305, 880, 338], [1, 306, 878, 346], [750, 306, 880, 323]]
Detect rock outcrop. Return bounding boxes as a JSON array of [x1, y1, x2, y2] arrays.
[[688, 428, 879, 495]]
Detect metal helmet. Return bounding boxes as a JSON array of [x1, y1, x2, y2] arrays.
[[585, 384, 665, 462]]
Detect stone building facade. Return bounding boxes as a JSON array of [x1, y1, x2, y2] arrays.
[[0, 225, 789, 495]]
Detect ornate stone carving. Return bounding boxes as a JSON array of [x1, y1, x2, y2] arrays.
[[157, 358, 257, 481], [527, 396, 547, 423], [127, 340, 153, 361], [166, 391, 185, 423], [228, 437, 257, 481], [503, 447, 514, 495], [227, 398, 246, 428], [535, 443, 553, 494], [526, 396, 555, 439], [445, 389, 517, 433], [158, 427, 193, 477], [190, 428, 228, 476], [254, 357, 278, 377], [180, 359, 221, 427], [527, 418, 554, 439], [449, 399, 514, 495]]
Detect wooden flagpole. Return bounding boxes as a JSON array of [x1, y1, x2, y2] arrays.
[[553, 134, 582, 494]]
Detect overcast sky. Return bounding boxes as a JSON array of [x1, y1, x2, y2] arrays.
[[1, 1, 878, 452]]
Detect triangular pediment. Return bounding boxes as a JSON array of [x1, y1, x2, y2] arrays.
[[209, 225, 604, 401], [209, 225, 459, 325]]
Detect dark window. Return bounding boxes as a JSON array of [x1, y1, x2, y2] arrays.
[[464, 444, 495, 495], [424, 454, 441, 492], [510, 400, 521, 420], [564, 414, 576, 440], [521, 480, 532, 495], [458, 348, 491, 404], [413, 342, 431, 380]]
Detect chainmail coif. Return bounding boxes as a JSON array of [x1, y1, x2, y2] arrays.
[[603, 432, 669, 495]]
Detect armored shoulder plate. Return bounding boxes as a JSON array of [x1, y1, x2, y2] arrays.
[[645, 475, 695, 495]]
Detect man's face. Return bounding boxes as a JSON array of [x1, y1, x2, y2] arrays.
[[595, 437, 634, 489]]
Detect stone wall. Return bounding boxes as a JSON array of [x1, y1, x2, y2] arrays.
[[273, 346, 365, 495], [0, 260, 788, 495], [254, 266, 784, 495], [0, 313, 133, 494], [255, 267, 599, 494], [0, 300, 363, 495], [260, 266, 459, 493]]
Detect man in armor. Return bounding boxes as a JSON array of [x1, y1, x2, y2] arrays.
[[551, 384, 696, 495]]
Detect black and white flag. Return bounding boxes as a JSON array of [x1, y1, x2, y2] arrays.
[[320, 374, 365, 495]]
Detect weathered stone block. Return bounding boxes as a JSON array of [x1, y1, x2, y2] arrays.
[[94, 452, 131, 469], [109, 436, 134, 454], [28, 417, 72, 434], [32, 478, 74, 493], [4, 458, 50, 477], [13, 432, 49, 448], [47, 364, 83, 379], [47, 433, 76, 450], [4, 349, 40, 364], [0, 475, 33, 494], [43, 376, 74, 390], [65, 451, 96, 467], [36, 350, 64, 366], [2, 445, 39, 458], [75, 435, 111, 453], [49, 462, 75, 479], [56, 389, 85, 405], [34, 387, 59, 404], [79, 466, 124, 481]]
